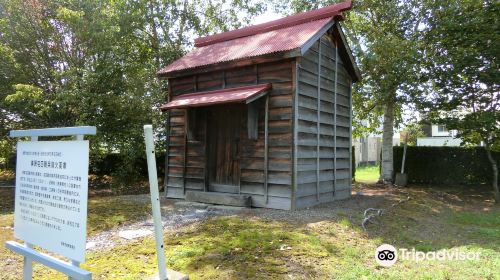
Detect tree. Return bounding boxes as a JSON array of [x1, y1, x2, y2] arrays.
[[0, 0, 264, 185], [273, 0, 423, 182], [418, 0, 499, 202], [401, 121, 425, 146]]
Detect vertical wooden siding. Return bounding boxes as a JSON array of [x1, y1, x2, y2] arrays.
[[295, 34, 352, 209], [165, 60, 295, 210], [333, 47, 353, 201]]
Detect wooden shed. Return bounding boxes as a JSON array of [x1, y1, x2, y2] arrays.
[[157, 0, 361, 210]]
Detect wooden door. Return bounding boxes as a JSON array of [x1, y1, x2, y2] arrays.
[[207, 104, 244, 193]]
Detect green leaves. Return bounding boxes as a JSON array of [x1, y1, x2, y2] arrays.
[[419, 0, 499, 147], [274, 0, 424, 135], [56, 6, 85, 23], [5, 84, 44, 106], [0, 0, 265, 182]]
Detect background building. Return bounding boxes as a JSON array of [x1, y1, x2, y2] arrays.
[[417, 124, 462, 146]]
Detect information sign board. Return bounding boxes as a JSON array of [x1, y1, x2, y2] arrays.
[[14, 141, 89, 262]]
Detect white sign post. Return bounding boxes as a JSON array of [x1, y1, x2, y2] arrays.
[[6, 126, 96, 280], [144, 125, 168, 280], [143, 125, 188, 280]]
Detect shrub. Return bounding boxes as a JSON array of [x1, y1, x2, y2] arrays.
[[393, 146, 500, 185], [3, 148, 166, 187], [91, 153, 165, 178]]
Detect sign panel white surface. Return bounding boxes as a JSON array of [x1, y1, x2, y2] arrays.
[[14, 141, 89, 262]]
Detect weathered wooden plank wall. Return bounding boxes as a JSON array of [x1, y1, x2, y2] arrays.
[[333, 45, 353, 201], [295, 33, 352, 209], [165, 60, 295, 210], [164, 32, 352, 210]]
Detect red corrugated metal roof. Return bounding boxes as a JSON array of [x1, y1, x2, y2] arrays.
[[194, 1, 352, 47], [158, 18, 331, 76], [157, 1, 353, 77], [160, 84, 271, 110]]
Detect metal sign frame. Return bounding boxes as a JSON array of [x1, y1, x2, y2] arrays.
[[7, 126, 96, 280]]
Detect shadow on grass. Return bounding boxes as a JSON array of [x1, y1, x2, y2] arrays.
[[0, 188, 15, 214], [87, 197, 151, 236], [346, 184, 500, 252]]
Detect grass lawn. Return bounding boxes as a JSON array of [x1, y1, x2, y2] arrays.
[[0, 188, 152, 279], [1, 184, 499, 279], [355, 165, 380, 183]]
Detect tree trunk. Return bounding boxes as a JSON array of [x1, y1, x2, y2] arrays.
[[485, 144, 499, 203], [380, 98, 395, 183]]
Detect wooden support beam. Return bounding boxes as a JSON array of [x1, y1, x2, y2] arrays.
[[238, 165, 241, 195], [246, 64, 259, 196], [186, 109, 196, 141], [238, 175, 241, 195], [316, 41, 321, 202], [186, 191, 251, 207], [164, 81, 172, 196], [182, 109, 188, 196], [333, 41, 339, 198], [292, 59, 299, 210], [239, 102, 242, 196], [348, 78, 353, 189], [264, 95, 270, 203], [251, 64, 261, 139], [247, 102, 259, 140], [204, 111, 208, 192]]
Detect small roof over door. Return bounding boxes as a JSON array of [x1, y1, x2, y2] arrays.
[[160, 83, 271, 111]]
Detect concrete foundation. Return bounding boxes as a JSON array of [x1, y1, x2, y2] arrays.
[[185, 191, 251, 207]]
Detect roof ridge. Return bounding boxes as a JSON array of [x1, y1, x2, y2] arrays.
[[157, 18, 332, 77], [194, 0, 352, 48]]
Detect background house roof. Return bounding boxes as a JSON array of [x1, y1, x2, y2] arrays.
[[157, 1, 354, 77]]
